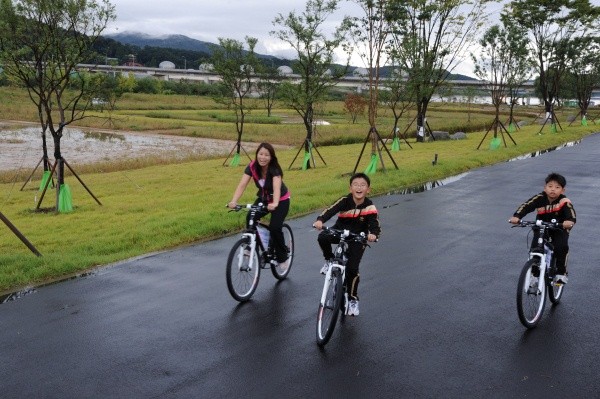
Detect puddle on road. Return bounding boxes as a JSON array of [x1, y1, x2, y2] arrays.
[[507, 140, 581, 162], [382, 140, 582, 207], [1, 270, 98, 304]]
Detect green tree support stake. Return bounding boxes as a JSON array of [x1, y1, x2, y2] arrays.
[[582, 115, 588, 126], [391, 137, 400, 151], [230, 152, 241, 167], [551, 123, 557, 133], [365, 153, 378, 175], [58, 184, 73, 213], [39, 170, 52, 191], [508, 123, 515, 133], [489, 137, 501, 150], [302, 151, 311, 170]]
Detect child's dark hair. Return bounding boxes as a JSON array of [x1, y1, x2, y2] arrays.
[[545, 172, 566, 187], [350, 172, 370, 186]]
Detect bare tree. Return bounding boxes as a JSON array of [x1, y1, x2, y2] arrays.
[[390, 0, 488, 142], [271, 0, 351, 170], [0, 0, 115, 211], [211, 36, 262, 167]]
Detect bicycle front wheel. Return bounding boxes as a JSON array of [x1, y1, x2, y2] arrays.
[[226, 238, 260, 302], [271, 223, 295, 280], [516, 259, 546, 328], [316, 270, 343, 346]]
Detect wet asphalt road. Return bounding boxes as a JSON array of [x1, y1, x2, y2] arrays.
[[2, 134, 600, 398]]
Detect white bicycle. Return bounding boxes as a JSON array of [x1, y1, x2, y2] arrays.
[[513, 219, 565, 328], [226, 203, 294, 302], [315, 227, 368, 346]]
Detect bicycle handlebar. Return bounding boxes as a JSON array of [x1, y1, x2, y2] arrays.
[[511, 219, 563, 230], [318, 226, 370, 244], [227, 203, 268, 212]]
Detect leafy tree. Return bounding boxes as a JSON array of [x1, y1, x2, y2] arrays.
[[0, 0, 116, 211], [256, 63, 281, 117], [472, 22, 529, 148], [390, 0, 489, 142], [271, 0, 351, 169], [508, 0, 600, 132], [343, 93, 367, 123], [563, 36, 600, 125], [210, 36, 262, 166], [349, 0, 401, 173], [380, 64, 415, 149]]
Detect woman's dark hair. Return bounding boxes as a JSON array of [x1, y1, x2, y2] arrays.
[[545, 172, 566, 187], [255, 142, 283, 177]]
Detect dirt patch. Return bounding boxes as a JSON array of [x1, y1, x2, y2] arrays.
[[0, 120, 271, 173]]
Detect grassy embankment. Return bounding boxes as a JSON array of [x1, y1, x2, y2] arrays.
[[0, 86, 597, 294]]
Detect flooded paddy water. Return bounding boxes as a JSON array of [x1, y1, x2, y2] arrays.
[[0, 121, 250, 173]]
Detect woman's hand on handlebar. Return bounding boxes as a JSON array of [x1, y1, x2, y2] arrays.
[[227, 201, 237, 209], [313, 220, 324, 230], [367, 233, 377, 242]]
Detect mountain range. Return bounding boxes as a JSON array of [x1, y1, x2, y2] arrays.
[[105, 31, 476, 80]]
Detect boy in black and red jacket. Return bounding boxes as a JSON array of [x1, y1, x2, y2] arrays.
[[313, 173, 381, 316], [509, 172, 576, 284]]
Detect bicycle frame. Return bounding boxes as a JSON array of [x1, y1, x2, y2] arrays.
[[526, 225, 554, 289]]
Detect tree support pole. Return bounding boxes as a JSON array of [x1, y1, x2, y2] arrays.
[[63, 159, 102, 206], [0, 211, 42, 257]]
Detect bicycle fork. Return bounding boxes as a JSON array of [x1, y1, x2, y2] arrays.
[[320, 264, 346, 310], [238, 233, 257, 271]]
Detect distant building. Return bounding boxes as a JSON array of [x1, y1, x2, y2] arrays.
[[277, 66, 293, 76], [159, 61, 176, 69]]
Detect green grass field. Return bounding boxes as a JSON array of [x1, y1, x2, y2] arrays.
[[0, 86, 597, 294]]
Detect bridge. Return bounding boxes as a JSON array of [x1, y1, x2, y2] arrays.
[[80, 64, 600, 104]]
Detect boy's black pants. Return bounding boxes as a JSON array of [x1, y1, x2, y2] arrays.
[[531, 229, 570, 275]]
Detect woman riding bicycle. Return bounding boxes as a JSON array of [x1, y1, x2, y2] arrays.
[[509, 172, 576, 285], [228, 143, 291, 270]]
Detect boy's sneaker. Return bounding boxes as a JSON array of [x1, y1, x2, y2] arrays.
[[554, 274, 568, 285], [347, 299, 359, 316], [320, 261, 330, 275]]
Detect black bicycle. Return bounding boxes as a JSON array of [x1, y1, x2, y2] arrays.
[[315, 227, 368, 346], [226, 203, 294, 302], [513, 219, 565, 328]]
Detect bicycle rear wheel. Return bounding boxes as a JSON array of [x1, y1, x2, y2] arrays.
[[316, 269, 343, 346], [516, 259, 546, 328], [271, 223, 295, 280], [226, 238, 260, 302]]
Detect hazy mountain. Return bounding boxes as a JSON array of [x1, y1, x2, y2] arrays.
[[106, 32, 216, 54], [105, 31, 476, 80]]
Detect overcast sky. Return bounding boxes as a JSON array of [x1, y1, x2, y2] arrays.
[[104, 0, 596, 78]]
